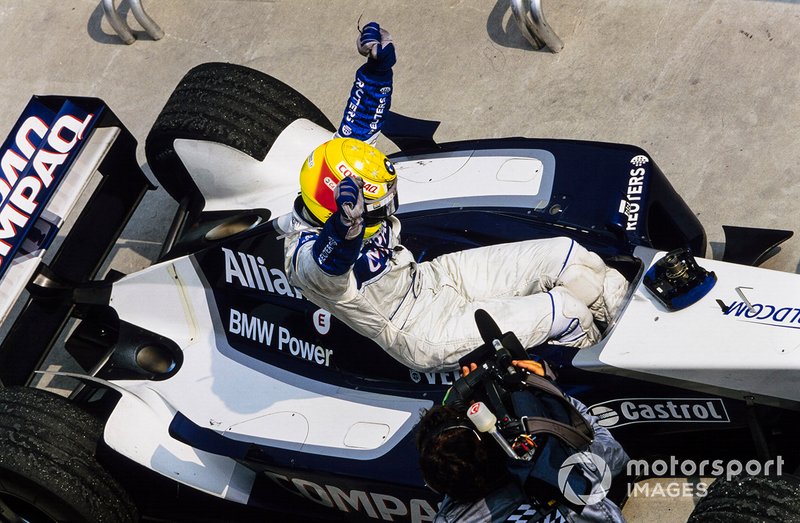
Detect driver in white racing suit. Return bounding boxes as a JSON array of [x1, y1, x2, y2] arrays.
[[279, 22, 628, 372]]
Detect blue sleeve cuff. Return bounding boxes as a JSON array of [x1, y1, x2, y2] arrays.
[[311, 213, 364, 275], [337, 64, 393, 141]]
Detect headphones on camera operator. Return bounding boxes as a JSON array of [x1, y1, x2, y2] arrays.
[[440, 309, 597, 512]]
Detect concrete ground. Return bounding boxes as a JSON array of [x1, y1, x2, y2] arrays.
[[1, 0, 799, 521]]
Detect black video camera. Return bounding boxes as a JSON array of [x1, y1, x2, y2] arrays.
[[444, 310, 531, 409], [441, 310, 596, 510]]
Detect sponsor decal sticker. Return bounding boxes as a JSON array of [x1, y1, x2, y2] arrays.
[[588, 398, 729, 429], [343, 79, 365, 127], [721, 299, 800, 329], [0, 103, 94, 277], [618, 155, 648, 232], [362, 182, 380, 196], [323, 176, 337, 191], [337, 162, 355, 178], [222, 247, 304, 300], [264, 471, 436, 523], [228, 308, 333, 367], [352, 224, 393, 288], [407, 368, 460, 386], [313, 309, 331, 335], [371, 94, 388, 131]]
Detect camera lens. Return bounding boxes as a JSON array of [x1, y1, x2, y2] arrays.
[[663, 254, 690, 283]]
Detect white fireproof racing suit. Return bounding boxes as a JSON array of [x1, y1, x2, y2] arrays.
[[281, 210, 628, 372], [281, 24, 627, 371]]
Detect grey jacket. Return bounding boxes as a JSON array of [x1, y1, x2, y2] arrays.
[[435, 397, 628, 523]]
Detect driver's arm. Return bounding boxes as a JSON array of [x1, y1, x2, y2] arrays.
[[336, 22, 395, 144], [290, 176, 365, 298]]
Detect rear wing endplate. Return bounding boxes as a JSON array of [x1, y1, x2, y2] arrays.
[[0, 96, 154, 386]]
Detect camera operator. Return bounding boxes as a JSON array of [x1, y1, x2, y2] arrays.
[[417, 360, 628, 522]]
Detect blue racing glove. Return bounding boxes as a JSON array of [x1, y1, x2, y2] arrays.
[[333, 175, 365, 240], [357, 22, 396, 72], [312, 176, 365, 275]]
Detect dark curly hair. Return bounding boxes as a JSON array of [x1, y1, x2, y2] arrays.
[[416, 404, 510, 502]]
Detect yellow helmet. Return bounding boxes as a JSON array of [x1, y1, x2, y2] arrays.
[[300, 138, 398, 239]]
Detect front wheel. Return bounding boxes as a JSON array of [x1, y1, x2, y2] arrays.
[[0, 387, 138, 522]]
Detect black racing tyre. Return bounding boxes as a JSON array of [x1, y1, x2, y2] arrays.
[[688, 474, 800, 523], [145, 62, 334, 204], [0, 387, 138, 523]]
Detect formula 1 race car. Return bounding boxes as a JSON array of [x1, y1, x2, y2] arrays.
[[1, 62, 799, 522]]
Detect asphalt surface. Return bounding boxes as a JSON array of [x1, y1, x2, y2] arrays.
[[1, 1, 799, 521]]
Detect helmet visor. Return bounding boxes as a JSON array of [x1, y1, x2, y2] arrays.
[[364, 182, 398, 226]]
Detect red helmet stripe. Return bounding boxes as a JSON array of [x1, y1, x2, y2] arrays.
[[314, 160, 339, 214]]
